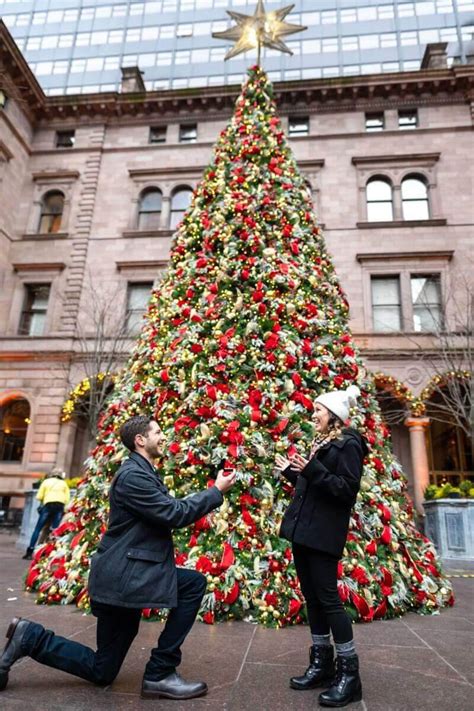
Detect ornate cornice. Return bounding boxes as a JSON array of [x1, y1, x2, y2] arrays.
[[356, 218, 447, 229], [32, 170, 80, 182], [356, 250, 454, 262], [352, 153, 440, 166], [1, 20, 474, 125], [12, 262, 66, 272], [0, 21, 45, 121]]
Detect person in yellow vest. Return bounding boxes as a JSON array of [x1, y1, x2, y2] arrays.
[[22, 469, 70, 560]]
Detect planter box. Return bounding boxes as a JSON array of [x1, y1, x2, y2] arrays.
[[424, 498, 474, 571]]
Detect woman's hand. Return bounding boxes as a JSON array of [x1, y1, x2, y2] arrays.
[[289, 452, 309, 472], [274, 454, 291, 471]]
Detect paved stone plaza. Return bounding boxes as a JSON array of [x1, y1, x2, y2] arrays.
[[0, 533, 472, 711]]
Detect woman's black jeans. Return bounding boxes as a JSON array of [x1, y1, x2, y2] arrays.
[[292, 543, 353, 644]]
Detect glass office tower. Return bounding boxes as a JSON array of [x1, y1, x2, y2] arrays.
[[1, 0, 473, 95]]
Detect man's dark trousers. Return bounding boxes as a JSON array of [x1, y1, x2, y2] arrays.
[[20, 569, 206, 685]]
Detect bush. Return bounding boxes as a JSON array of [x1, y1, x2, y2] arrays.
[[424, 480, 473, 500]]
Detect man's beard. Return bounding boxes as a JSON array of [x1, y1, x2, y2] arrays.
[[145, 443, 160, 459]]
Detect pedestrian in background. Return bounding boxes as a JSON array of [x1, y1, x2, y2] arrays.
[[22, 469, 70, 560]]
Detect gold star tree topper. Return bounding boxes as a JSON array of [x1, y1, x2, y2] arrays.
[[212, 0, 307, 64]]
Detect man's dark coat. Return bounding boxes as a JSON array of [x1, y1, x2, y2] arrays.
[[88, 451, 223, 609]]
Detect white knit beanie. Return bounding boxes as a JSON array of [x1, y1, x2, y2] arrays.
[[314, 385, 361, 423]]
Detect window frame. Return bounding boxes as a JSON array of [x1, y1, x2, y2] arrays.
[[370, 275, 403, 333], [398, 109, 419, 130], [149, 126, 167, 144], [0, 395, 32, 465], [288, 115, 309, 137], [366, 177, 394, 222], [365, 112, 385, 132], [137, 187, 163, 231], [410, 273, 443, 332], [38, 190, 65, 234], [179, 123, 198, 144], [170, 187, 193, 230], [401, 174, 430, 221], [18, 283, 51, 336], [125, 281, 154, 334], [55, 130, 75, 148]]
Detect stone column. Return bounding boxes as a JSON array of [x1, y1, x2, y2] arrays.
[[405, 416, 431, 514], [392, 185, 403, 220], [161, 196, 171, 229], [55, 419, 78, 474]]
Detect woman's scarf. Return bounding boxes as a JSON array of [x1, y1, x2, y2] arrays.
[[308, 423, 343, 460]]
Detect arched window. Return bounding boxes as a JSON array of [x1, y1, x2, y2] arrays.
[[170, 187, 193, 230], [38, 191, 65, 234], [426, 382, 473, 486], [401, 175, 429, 220], [138, 188, 162, 230], [0, 397, 30, 462], [366, 178, 393, 222]]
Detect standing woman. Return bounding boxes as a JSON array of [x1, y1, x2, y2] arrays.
[[275, 385, 368, 708]]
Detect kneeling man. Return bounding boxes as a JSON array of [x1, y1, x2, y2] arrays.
[[1, 415, 235, 700]]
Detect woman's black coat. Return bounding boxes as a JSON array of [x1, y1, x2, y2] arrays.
[[279, 428, 368, 558]]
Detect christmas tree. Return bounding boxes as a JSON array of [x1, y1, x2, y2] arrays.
[[26, 67, 453, 626]]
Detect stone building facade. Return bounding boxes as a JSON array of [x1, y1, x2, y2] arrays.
[[1, 21, 473, 514]]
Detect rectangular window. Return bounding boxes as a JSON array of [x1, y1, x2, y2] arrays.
[[419, 29, 440, 44], [126, 28, 141, 43], [176, 23, 193, 37], [90, 32, 108, 46], [340, 9, 356, 22], [411, 275, 442, 331], [401, 31, 418, 45], [86, 58, 104, 72], [398, 109, 418, 130], [142, 27, 158, 41], [19, 285, 51, 336], [398, 3, 415, 17], [58, 35, 74, 48], [149, 126, 167, 144], [175, 50, 190, 64], [416, 1, 436, 14], [156, 52, 172, 66], [321, 10, 337, 23], [64, 9, 79, 22], [360, 34, 379, 50], [288, 116, 309, 137], [378, 5, 395, 18], [358, 7, 377, 21], [179, 123, 197, 143], [41, 35, 58, 49], [125, 283, 153, 334], [365, 112, 384, 132], [159, 25, 175, 39], [322, 37, 338, 53], [109, 30, 124, 44], [342, 36, 358, 51], [380, 33, 397, 48], [104, 56, 120, 71], [26, 37, 41, 51], [371, 277, 402, 332], [191, 48, 210, 63], [56, 130, 75, 148]]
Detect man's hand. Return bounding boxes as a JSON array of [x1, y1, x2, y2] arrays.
[[274, 454, 291, 471], [289, 452, 309, 472], [215, 469, 237, 494]]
